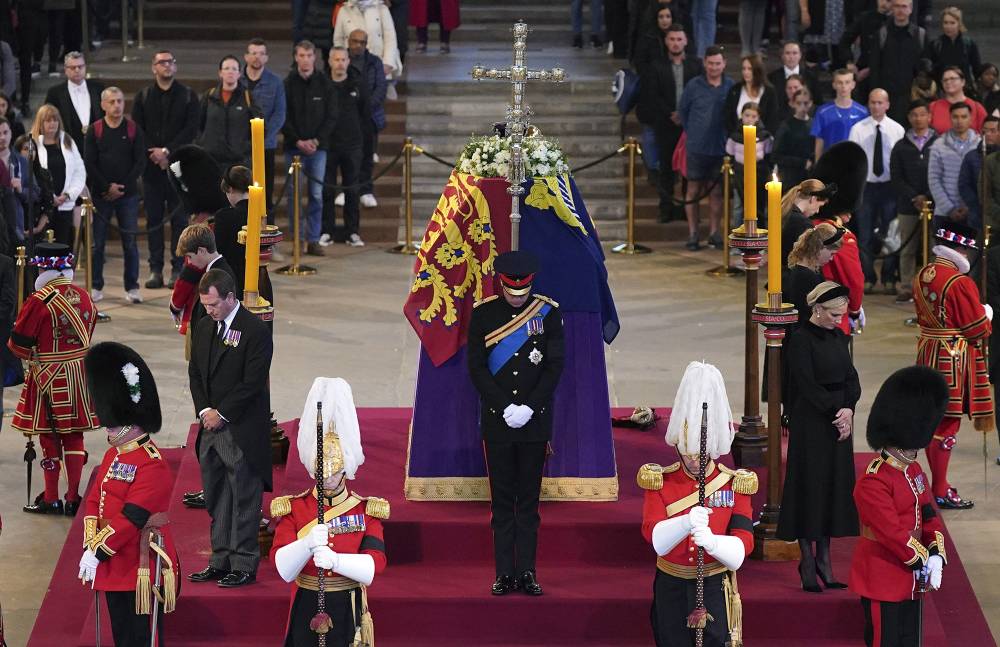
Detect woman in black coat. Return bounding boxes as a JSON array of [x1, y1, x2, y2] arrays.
[[777, 281, 861, 593], [924, 7, 981, 88], [723, 53, 780, 133], [785, 222, 843, 326], [212, 165, 251, 296]]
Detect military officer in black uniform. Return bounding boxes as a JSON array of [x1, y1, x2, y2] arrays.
[[467, 250, 565, 597]]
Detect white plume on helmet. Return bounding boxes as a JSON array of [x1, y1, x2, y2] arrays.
[[297, 377, 364, 480], [665, 361, 735, 459]]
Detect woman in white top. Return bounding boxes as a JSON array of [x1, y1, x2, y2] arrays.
[[723, 53, 779, 134], [31, 103, 86, 246], [333, 0, 403, 79]]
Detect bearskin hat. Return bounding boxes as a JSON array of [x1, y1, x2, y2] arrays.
[[84, 342, 162, 433], [168, 145, 229, 217], [866, 365, 948, 451], [811, 141, 869, 219]]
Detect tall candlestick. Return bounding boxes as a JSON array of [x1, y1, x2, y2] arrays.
[[766, 174, 782, 295], [743, 125, 757, 222], [245, 185, 263, 297], [251, 118, 265, 189]]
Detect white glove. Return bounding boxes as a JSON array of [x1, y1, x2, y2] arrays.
[[651, 516, 691, 556], [502, 404, 518, 423], [858, 307, 866, 329], [307, 524, 329, 551], [313, 546, 340, 571], [984, 303, 994, 322], [926, 554, 944, 590], [334, 553, 376, 586], [691, 525, 719, 553], [78, 549, 99, 587], [699, 534, 748, 570], [274, 537, 313, 583], [506, 405, 534, 428], [688, 506, 711, 530]]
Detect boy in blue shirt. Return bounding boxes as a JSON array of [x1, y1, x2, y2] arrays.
[[812, 69, 869, 162]]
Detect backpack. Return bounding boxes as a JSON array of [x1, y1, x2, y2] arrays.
[[877, 24, 926, 52], [612, 68, 640, 115], [92, 118, 137, 142]]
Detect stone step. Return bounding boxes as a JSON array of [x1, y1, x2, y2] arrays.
[[406, 98, 616, 116], [405, 79, 612, 98], [406, 115, 619, 135], [145, 1, 290, 22]]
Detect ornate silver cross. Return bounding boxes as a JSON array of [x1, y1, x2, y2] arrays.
[[471, 21, 566, 249]]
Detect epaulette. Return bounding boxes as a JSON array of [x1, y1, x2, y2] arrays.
[[534, 294, 559, 307], [363, 496, 390, 519], [866, 457, 884, 475], [269, 489, 311, 518], [473, 295, 498, 308], [718, 464, 759, 495], [142, 444, 162, 460], [637, 462, 679, 490]]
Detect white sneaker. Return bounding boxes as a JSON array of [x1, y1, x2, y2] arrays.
[[319, 233, 333, 247], [373, 152, 380, 163], [271, 248, 286, 262], [91, 289, 104, 303], [347, 233, 365, 247], [126, 289, 143, 304], [386, 84, 398, 101], [360, 193, 378, 208], [334, 193, 345, 206]]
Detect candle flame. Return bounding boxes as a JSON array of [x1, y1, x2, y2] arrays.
[[771, 171, 779, 182]]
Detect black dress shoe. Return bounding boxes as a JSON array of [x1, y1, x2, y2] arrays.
[[183, 491, 206, 509], [218, 570, 256, 587], [798, 562, 822, 593], [183, 489, 203, 500], [64, 499, 81, 517], [936, 487, 974, 510], [188, 566, 229, 583], [816, 567, 848, 589], [491, 575, 514, 595], [23, 493, 63, 515], [519, 570, 543, 596]]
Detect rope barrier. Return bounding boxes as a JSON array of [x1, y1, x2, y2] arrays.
[[296, 146, 406, 191]]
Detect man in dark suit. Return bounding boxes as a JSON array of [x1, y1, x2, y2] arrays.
[[467, 251, 565, 597], [187, 269, 272, 588], [767, 41, 823, 107], [43, 51, 104, 154]]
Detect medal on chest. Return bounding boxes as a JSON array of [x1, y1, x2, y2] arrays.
[[529, 348, 543, 365], [706, 489, 734, 508], [913, 473, 926, 495], [223, 329, 241, 348], [327, 513, 366, 535], [108, 459, 137, 483], [527, 316, 545, 336]]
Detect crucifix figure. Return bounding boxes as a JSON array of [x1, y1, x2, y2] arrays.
[[471, 21, 566, 250]]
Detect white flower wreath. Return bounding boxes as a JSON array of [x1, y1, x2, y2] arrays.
[[456, 134, 571, 178], [121, 362, 141, 403]]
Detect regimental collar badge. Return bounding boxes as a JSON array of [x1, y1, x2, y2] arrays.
[[527, 316, 544, 336], [223, 328, 242, 348], [529, 348, 543, 365]]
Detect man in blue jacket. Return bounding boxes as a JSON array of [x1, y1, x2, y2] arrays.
[[244, 38, 287, 220]]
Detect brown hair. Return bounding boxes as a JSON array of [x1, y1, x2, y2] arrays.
[[176, 223, 217, 256], [31, 104, 74, 149], [741, 53, 769, 93], [221, 165, 253, 193], [198, 268, 236, 299], [788, 222, 841, 268], [781, 179, 829, 222]]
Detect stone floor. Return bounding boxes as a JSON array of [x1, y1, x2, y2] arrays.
[[0, 237, 998, 644]]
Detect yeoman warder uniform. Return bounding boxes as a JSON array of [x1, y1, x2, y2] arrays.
[[271, 378, 387, 647], [850, 366, 950, 647], [640, 361, 756, 647], [467, 250, 565, 596], [11, 242, 99, 515]]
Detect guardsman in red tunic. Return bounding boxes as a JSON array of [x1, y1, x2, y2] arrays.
[[10, 242, 99, 515], [850, 366, 949, 647], [77, 342, 180, 647], [913, 223, 994, 509], [271, 378, 387, 647], [815, 213, 866, 334], [639, 361, 757, 647]]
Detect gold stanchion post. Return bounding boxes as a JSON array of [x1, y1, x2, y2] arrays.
[[612, 137, 651, 255], [276, 156, 316, 276], [389, 138, 418, 255], [706, 156, 743, 277], [15, 245, 25, 314]]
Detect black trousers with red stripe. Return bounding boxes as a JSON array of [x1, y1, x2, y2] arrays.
[[861, 597, 921, 647]]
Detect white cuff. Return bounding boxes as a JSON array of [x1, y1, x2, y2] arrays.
[[705, 535, 747, 570], [274, 538, 313, 583], [652, 516, 691, 556], [334, 553, 376, 586], [984, 304, 993, 321]]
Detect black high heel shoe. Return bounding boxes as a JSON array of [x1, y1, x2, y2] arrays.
[[815, 567, 848, 589], [798, 562, 822, 593]]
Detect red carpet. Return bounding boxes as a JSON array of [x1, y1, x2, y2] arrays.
[[27, 409, 996, 646]]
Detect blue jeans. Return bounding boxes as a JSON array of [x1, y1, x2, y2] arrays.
[[641, 126, 660, 171], [287, 150, 326, 243], [142, 170, 184, 275], [92, 194, 140, 292], [570, 0, 603, 36], [857, 181, 897, 285], [692, 0, 718, 58]]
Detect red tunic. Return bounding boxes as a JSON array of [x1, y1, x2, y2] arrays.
[[270, 488, 387, 595], [849, 452, 946, 602], [168, 259, 205, 336], [913, 257, 993, 420], [82, 436, 180, 592], [408, 0, 460, 30], [640, 462, 755, 578], [8, 277, 99, 434], [817, 218, 864, 335]]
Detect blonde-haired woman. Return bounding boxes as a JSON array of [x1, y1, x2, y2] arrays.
[[777, 281, 860, 592], [31, 104, 86, 246], [779, 178, 836, 269], [926, 6, 982, 89], [786, 222, 844, 325]]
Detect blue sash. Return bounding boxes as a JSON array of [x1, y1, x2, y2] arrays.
[[487, 303, 551, 375]]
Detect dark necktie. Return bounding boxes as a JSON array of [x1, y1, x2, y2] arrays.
[[873, 124, 884, 177], [217, 322, 226, 344]]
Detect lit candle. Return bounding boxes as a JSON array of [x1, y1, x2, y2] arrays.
[[743, 125, 756, 222], [250, 118, 265, 189], [245, 185, 263, 299], [766, 173, 782, 295]]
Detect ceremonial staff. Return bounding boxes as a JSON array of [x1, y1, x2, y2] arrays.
[[310, 402, 332, 645], [687, 402, 711, 646]]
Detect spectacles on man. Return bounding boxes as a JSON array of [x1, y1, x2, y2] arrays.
[[154, 58, 177, 67], [942, 75, 962, 83]]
